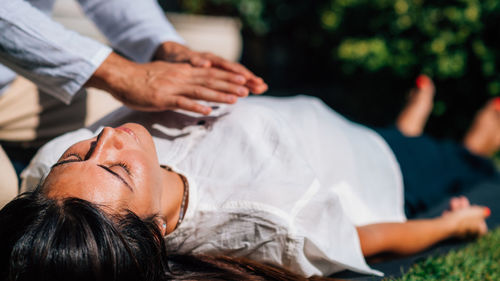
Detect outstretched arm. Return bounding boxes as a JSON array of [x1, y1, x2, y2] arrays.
[[356, 206, 489, 257]]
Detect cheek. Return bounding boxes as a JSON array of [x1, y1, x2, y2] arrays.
[[128, 153, 163, 195]]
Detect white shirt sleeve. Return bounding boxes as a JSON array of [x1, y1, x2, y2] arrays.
[[0, 0, 112, 104], [77, 0, 185, 63]]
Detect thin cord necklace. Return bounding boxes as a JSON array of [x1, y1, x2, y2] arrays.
[[161, 165, 189, 228]]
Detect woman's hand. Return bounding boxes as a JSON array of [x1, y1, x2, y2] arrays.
[[153, 42, 268, 95], [86, 52, 255, 114], [442, 205, 489, 238], [357, 203, 489, 257]]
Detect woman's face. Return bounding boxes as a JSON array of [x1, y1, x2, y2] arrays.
[[43, 123, 165, 217]]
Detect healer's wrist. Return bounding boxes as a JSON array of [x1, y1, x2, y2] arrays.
[[85, 52, 138, 94]]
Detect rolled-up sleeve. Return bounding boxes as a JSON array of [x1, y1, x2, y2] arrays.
[[77, 0, 184, 63], [0, 0, 112, 104]]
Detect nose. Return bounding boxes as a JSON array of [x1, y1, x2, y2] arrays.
[[87, 127, 124, 160]]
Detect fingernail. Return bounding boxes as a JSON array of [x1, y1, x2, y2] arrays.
[[237, 87, 249, 96], [494, 97, 500, 111], [416, 75, 430, 89], [202, 107, 211, 115], [484, 207, 491, 217], [227, 96, 237, 103], [235, 76, 246, 84]]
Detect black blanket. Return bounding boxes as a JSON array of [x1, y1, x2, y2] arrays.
[[333, 174, 500, 280]]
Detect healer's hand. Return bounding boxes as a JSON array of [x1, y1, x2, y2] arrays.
[[154, 42, 268, 95], [86, 52, 253, 114]]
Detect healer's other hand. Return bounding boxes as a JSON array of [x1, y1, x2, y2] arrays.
[[86, 52, 260, 115], [154, 42, 268, 95]]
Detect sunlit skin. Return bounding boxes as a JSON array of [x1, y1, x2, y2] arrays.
[[43, 123, 184, 235]]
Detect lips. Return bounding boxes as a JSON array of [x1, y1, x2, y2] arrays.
[[116, 126, 139, 143]]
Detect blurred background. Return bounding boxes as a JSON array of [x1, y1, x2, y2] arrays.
[[55, 0, 500, 159]]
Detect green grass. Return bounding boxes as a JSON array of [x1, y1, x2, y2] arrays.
[[392, 227, 500, 281]]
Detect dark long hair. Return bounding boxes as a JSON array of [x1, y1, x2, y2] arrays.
[[0, 189, 334, 281]]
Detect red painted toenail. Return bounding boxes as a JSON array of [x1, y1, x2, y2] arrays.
[[484, 207, 491, 217], [416, 75, 430, 89], [494, 97, 500, 111]]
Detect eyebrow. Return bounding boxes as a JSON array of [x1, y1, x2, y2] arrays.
[[51, 161, 134, 192]]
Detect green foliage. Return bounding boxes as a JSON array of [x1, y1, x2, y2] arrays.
[[392, 227, 500, 280], [176, 0, 500, 97], [322, 0, 500, 96]]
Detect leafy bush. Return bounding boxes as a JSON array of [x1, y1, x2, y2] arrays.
[[321, 0, 500, 96], [174, 0, 500, 95]]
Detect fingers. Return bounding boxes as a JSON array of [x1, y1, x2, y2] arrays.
[[246, 77, 268, 94], [200, 53, 269, 94], [192, 67, 247, 85], [468, 205, 491, 219], [181, 85, 238, 104], [193, 65, 268, 95], [449, 205, 490, 238], [216, 61, 268, 94], [483, 206, 491, 217], [165, 84, 240, 116], [478, 221, 488, 235], [158, 47, 268, 94], [448, 195, 471, 212], [171, 96, 212, 115], [476, 206, 489, 235], [191, 76, 249, 97], [205, 53, 254, 78], [190, 56, 211, 68]]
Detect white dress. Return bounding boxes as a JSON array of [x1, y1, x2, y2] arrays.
[[22, 96, 405, 277]]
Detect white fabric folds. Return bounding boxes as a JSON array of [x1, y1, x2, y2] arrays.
[[22, 96, 405, 277]]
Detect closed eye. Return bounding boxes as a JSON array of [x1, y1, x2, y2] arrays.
[[52, 153, 83, 168], [110, 162, 131, 175], [51, 155, 134, 192], [65, 153, 83, 161]]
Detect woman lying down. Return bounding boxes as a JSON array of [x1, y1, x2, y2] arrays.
[[1, 78, 499, 280]]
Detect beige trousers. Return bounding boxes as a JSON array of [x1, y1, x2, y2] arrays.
[[0, 77, 121, 208]]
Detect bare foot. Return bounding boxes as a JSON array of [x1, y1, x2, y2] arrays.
[[463, 97, 500, 157], [397, 75, 436, 137]]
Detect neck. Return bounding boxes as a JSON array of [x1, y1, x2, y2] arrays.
[[160, 168, 186, 234]]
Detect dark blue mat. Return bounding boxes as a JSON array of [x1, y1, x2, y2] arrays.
[[333, 174, 500, 280]]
